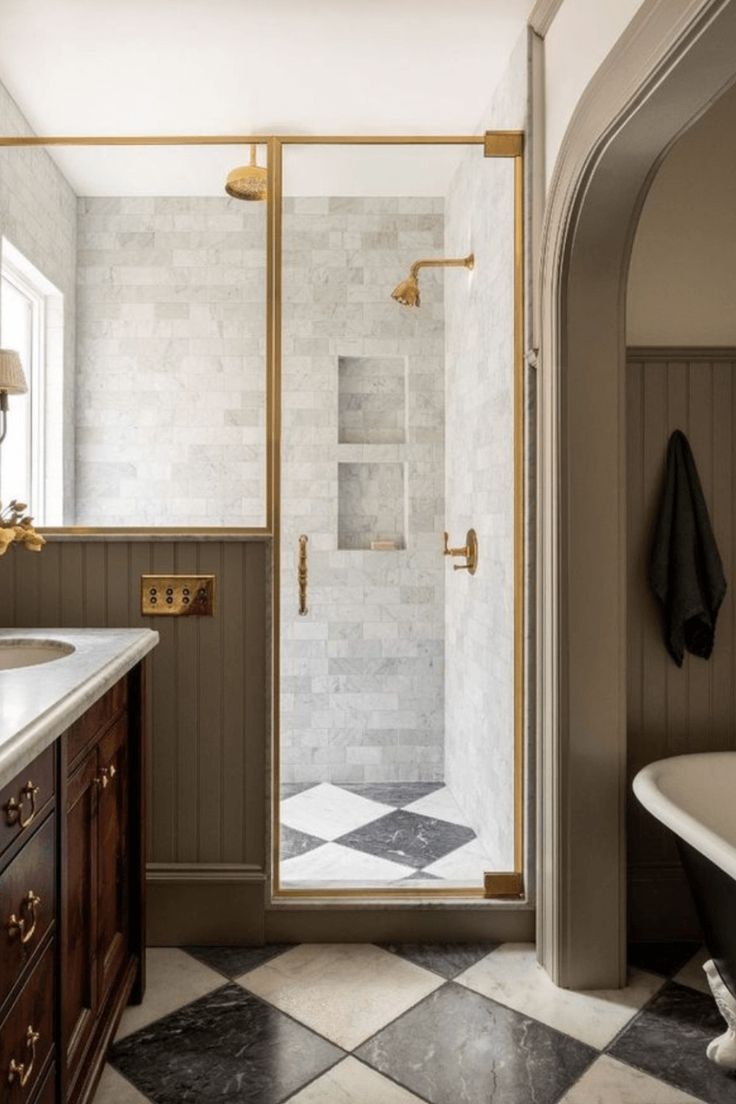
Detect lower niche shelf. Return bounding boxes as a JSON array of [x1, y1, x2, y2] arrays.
[[337, 461, 406, 551]]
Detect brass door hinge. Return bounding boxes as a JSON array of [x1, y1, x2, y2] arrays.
[[484, 131, 524, 158], [484, 872, 524, 898]]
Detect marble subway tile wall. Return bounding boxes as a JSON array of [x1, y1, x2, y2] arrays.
[[75, 197, 266, 525], [443, 153, 516, 868], [0, 81, 77, 522], [281, 196, 445, 784]]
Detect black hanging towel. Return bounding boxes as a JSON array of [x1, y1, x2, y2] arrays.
[[649, 429, 727, 666]]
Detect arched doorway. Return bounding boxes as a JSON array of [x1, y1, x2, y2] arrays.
[[537, 0, 736, 989]]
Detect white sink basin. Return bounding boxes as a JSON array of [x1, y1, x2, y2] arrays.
[[0, 639, 75, 671]]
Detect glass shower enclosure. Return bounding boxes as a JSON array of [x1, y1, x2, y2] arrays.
[[274, 136, 524, 897]]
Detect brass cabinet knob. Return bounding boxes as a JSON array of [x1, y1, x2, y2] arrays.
[[7, 1025, 39, 1087], [7, 890, 41, 945], [3, 782, 40, 829]]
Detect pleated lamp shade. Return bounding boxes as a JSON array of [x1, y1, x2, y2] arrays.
[[0, 350, 27, 394]]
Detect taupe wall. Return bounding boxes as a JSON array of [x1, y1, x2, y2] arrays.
[[626, 349, 736, 938], [627, 82, 736, 346], [0, 537, 269, 940]]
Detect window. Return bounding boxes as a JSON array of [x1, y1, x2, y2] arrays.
[[0, 239, 64, 524]]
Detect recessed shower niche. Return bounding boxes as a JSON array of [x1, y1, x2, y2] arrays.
[[337, 461, 406, 550], [338, 355, 407, 445]]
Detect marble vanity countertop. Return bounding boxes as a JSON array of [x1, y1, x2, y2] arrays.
[[0, 627, 158, 786]]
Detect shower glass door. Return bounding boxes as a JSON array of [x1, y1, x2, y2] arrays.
[[275, 138, 522, 896]]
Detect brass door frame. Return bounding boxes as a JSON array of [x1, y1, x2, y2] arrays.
[[269, 133, 525, 902], [0, 131, 525, 903]]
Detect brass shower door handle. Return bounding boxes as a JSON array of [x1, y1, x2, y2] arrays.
[[298, 535, 308, 616], [443, 529, 478, 575]]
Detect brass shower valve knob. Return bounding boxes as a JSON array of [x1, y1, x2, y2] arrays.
[[443, 529, 478, 575]]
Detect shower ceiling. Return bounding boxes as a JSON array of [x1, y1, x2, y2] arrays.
[[0, 1, 533, 179]]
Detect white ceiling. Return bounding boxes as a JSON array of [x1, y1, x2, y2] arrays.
[[0, 0, 531, 195]]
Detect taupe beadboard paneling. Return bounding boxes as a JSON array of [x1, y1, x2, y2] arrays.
[[627, 348, 736, 939], [0, 538, 268, 871]]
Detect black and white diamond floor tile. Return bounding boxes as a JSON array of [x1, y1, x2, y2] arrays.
[[94, 942, 728, 1104]]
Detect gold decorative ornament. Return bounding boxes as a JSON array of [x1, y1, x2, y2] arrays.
[[391, 254, 474, 307], [0, 501, 46, 555]]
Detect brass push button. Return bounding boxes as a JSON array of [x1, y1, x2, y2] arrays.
[[140, 575, 215, 616]]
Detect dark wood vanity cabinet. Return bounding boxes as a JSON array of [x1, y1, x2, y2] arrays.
[[1, 663, 146, 1104]]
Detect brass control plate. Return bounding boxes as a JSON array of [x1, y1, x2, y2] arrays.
[[141, 575, 215, 616]]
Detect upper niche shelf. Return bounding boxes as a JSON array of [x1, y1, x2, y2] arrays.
[[338, 355, 406, 444]]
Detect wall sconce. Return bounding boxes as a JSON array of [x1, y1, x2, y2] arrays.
[[0, 349, 43, 554], [0, 349, 28, 445]]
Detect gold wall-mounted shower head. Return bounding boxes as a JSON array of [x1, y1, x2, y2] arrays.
[[391, 273, 420, 307], [225, 144, 267, 201], [391, 254, 474, 308]]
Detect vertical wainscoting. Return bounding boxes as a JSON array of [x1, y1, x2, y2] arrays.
[[0, 537, 269, 943], [627, 348, 736, 938]]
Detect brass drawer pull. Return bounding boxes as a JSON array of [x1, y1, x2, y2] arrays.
[[7, 891, 41, 945], [4, 782, 40, 829], [298, 534, 308, 616], [8, 1025, 39, 1088], [95, 764, 117, 790]]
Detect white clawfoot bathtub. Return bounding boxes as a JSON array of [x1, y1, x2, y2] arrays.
[[634, 753, 736, 1069]]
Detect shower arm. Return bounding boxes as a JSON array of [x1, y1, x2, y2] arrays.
[[409, 254, 474, 279]]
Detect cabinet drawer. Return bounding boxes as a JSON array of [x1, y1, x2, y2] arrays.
[[31, 1062, 55, 1104], [0, 747, 55, 862], [0, 939, 54, 1102], [0, 816, 56, 1010], [66, 678, 127, 767]]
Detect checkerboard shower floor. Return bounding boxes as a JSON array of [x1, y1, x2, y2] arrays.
[[278, 781, 499, 888]]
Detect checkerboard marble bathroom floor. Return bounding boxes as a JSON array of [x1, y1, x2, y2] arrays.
[[93, 941, 735, 1103], [279, 781, 497, 887]]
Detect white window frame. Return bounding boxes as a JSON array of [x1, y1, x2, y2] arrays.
[[1, 258, 46, 517]]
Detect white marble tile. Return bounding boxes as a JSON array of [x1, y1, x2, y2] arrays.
[[402, 785, 472, 826], [280, 782, 393, 839], [422, 839, 497, 883], [92, 1065, 149, 1103], [115, 947, 224, 1039], [559, 1055, 705, 1103], [457, 943, 663, 1049], [238, 943, 443, 1049], [280, 841, 414, 886], [673, 946, 710, 994], [287, 1057, 425, 1103]]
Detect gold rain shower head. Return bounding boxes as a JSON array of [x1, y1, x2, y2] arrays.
[[225, 144, 267, 201], [391, 254, 474, 307]]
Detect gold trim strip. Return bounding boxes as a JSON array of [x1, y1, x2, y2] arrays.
[[0, 134, 486, 147], [513, 144, 525, 884], [270, 138, 284, 895]]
